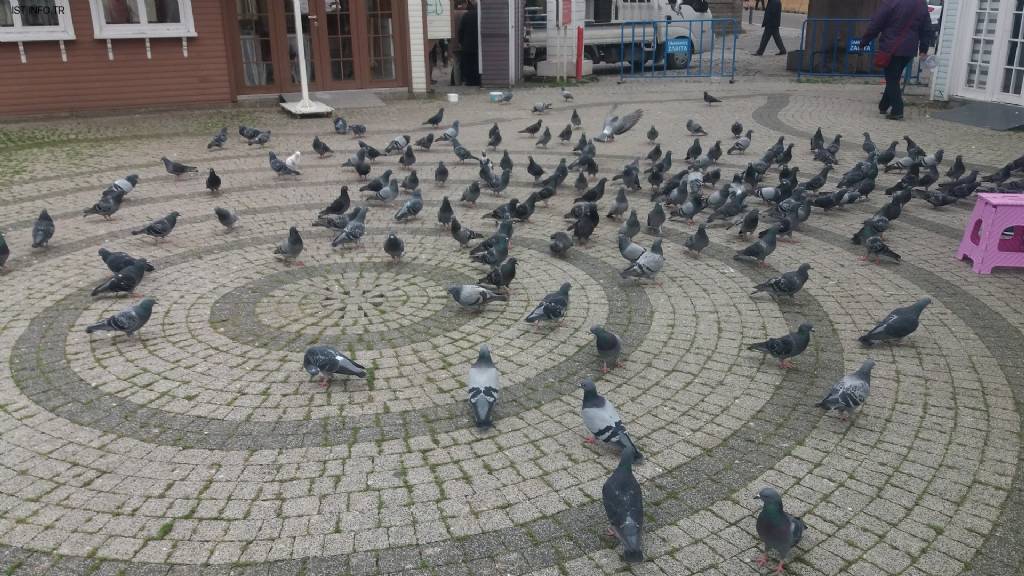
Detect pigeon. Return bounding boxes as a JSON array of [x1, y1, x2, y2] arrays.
[[332, 208, 367, 248], [816, 358, 875, 421], [415, 132, 435, 151], [91, 260, 146, 297], [862, 235, 901, 264], [467, 345, 500, 429], [98, 248, 155, 274], [247, 130, 271, 147], [423, 107, 444, 127], [549, 231, 573, 256], [313, 212, 352, 230], [646, 203, 666, 235], [312, 135, 333, 158], [162, 156, 198, 177], [447, 284, 507, 310], [852, 216, 890, 246], [470, 233, 509, 267], [570, 108, 582, 128], [646, 125, 658, 143], [273, 226, 304, 265], [595, 106, 643, 142], [495, 91, 513, 104], [581, 379, 643, 460], [454, 180, 480, 205], [748, 322, 814, 369], [519, 119, 543, 135], [0, 231, 8, 271], [104, 174, 139, 199], [303, 346, 366, 388], [804, 165, 831, 192], [351, 124, 368, 138], [703, 91, 721, 105], [558, 123, 573, 143], [536, 126, 552, 148], [607, 187, 629, 219], [398, 145, 416, 170], [754, 488, 807, 575], [201, 168, 221, 193], [734, 226, 777, 265], [560, 87, 574, 101], [861, 132, 876, 155], [131, 212, 179, 243], [752, 263, 811, 298], [450, 218, 483, 248], [384, 134, 411, 154], [946, 154, 965, 180], [320, 187, 351, 217], [685, 119, 707, 136], [239, 125, 260, 140], [875, 140, 898, 165], [621, 239, 664, 282], [214, 207, 239, 231], [684, 223, 709, 256], [590, 325, 623, 373], [575, 178, 607, 204], [602, 447, 644, 564], [618, 234, 647, 262], [904, 135, 924, 159], [532, 102, 553, 114], [646, 144, 663, 165], [728, 130, 753, 154], [367, 178, 400, 204], [685, 138, 702, 161], [451, 139, 478, 163], [435, 196, 455, 229], [567, 203, 599, 243], [85, 298, 156, 338], [620, 210, 641, 239], [383, 232, 405, 261], [478, 257, 517, 292], [527, 156, 545, 181], [431, 160, 448, 185], [487, 129, 502, 150], [83, 191, 123, 220], [921, 190, 958, 208], [269, 151, 300, 176], [207, 127, 228, 150], [858, 298, 930, 345], [357, 140, 383, 161], [333, 117, 349, 134], [525, 282, 570, 325], [400, 170, 419, 192]]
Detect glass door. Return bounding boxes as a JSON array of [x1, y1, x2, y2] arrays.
[[283, 0, 317, 89], [961, 0, 1001, 94], [235, 0, 277, 91], [321, 0, 358, 85], [311, 0, 405, 89], [996, 0, 1024, 103]]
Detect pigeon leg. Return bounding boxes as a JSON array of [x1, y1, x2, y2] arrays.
[[295, 261, 305, 267], [605, 527, 617, 538], [779, 359, 795, 369], [584, 435, 598, 445], [757, 261, 768, 268], [601, 362, 610, 374], [772, 560, 788, 575], [754, 553, 770, 567]]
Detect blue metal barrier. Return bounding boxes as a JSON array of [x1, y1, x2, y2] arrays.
[[797, 17, 920, 83], [618, 18, 738, 81]]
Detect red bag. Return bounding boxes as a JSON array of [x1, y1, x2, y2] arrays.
[[873, 51, 892, 68]]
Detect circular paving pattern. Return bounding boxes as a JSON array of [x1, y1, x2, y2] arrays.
[[0, 81, 1023, 576]]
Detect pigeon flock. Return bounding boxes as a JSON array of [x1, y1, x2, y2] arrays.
[[7, 86, 1021, 573]]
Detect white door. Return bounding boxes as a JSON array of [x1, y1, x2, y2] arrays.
[[954, 0, 1024, 105]]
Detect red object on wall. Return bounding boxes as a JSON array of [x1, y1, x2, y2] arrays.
[[576, 26, 583, 80], [562, 0, 572, 25]]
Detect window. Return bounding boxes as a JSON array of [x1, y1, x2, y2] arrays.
[[88, 0, 195, 38], [0, 0, 75, 41]]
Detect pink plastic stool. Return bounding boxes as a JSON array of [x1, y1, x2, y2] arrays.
[[957, 193, 1024, 274]]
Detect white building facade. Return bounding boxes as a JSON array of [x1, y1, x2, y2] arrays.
[[931, 0, 1024, 106]]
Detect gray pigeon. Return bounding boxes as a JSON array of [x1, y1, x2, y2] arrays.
[[98, 248, 155, 274], [84, 191, 123, 219], [332, 207, 368, 248], [162, 156, 198, 177], [208, 127, 228, 150], [383, 232, 405, 261], [816, 358, 875, 421], [620, 210, 641, 239], [450, 218, 483, 249], [367, 178, 400, 204], [268, 151, 300, 176], [31, 209, 55, 248], [274, 226, 304, 265], [131, 212, 179, 243], [532, 102, 553, 114], [863, 235, 901, 264], [602, 448, 644, 563], [303, 346, 366, 388], [525, 282, 570, 325], [435, 161, 449, 185], [620, 239, 664, 282], [747, 322, 814, 369], [394, 189, 423, 222], [214, 207, 238, 231], [751, 263, 811, 298], [447, 284, 507, 310], [86, 298, 156, 338], [0, 231, 8, 271], [91, 260, 146, 297], [618, 234, 646, 263], [646, 203, 666, 235], [684, 223, 709, 256], [536, 126, 551, 148], [549, 231, 573, 256], [581, 379, 643, 461], [685, 119, 707, 135], [591, 325, 623, 373], [734, 226, 777, 265], [754, 488, 807, 575], [858, 298, 930, 345], [607, 187, 629, 219], [460, 181, 481, 205], [595, 106, 643, 142], [467, 345, 500, 429]]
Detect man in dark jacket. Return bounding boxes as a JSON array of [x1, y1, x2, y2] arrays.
[[754, 0, 786, 56], [456, 1, 480, 86], [862, 0, 933, 120]]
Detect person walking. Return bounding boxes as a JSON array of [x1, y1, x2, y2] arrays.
[[456, 1, 480, 86], [861, 0, 933, 120], [754, 0, 786, 56]]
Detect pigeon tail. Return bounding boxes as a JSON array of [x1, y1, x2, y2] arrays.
[[85, 321, 111, 334], [747, 341, 771, 353]]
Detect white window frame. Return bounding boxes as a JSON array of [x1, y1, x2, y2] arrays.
[[0, 0, 76, 42], [87, 0, 196, 39]]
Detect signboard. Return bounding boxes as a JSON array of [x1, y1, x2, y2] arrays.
[[847, 38, 874, 53], [426, 0, 451, 40], [665, 38, 691, 54]]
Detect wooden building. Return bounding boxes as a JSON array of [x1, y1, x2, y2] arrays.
[[0, 0, 436, 116]]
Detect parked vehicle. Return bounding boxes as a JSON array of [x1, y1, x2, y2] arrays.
[[524, 0, 713, 70], [927, 0, 943, 27]]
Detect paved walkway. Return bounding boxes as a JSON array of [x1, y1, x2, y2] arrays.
[[0, 74, 1022, 576]]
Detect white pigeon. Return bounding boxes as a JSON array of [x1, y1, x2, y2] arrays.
[[285, 150, 301, 171]]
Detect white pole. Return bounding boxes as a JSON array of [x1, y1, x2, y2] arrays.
[[293, 0, 313, 110]]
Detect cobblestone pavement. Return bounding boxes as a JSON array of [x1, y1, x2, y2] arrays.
[[1, 75, 1023, 576]]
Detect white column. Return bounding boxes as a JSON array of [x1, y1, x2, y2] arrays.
[[408, 0, 428, 93]]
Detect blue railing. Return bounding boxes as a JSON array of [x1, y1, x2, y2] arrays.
[[797, 17, 920, 82], [618, 18, 738, 81]]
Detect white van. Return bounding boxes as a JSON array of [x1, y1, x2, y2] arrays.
[[525, 0, 714, 70]]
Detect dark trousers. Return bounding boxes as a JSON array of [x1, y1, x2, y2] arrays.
[[879, 55, 912, 116], [756, 27, 786, 54], [754, 0, 766, 8]]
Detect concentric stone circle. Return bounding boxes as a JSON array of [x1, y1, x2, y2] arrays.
[[0, 81, 1023, 576]]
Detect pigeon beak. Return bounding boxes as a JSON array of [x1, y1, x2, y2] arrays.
[[753, 494, 761, 500]]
